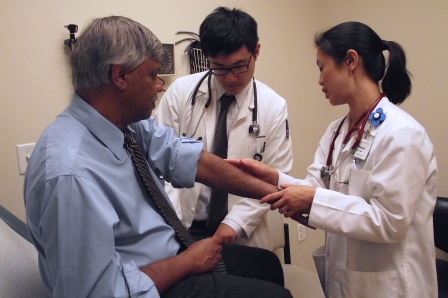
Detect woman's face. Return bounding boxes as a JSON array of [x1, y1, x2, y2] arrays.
[[316, 48, 350, 106]]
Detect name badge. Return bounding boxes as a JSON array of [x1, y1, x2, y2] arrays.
[[354, 138, 373, 161]]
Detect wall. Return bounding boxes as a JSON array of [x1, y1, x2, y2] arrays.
[[1, 0, 447, 272]]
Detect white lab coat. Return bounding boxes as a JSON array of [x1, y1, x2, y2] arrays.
[[154, 71, 293, 250], [279, 97, 438, 297]]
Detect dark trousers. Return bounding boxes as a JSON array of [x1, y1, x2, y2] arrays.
[[162, 243, 291, 298], [189, 220, 284, 286]]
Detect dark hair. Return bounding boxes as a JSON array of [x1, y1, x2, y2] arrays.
[[71, 16, 163, 91], [199, 7, 259, 57], [314, 21, 411, 104]]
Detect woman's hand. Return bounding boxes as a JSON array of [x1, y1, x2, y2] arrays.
[[226, 158, 279, 186], [260, 184, 317, 228]]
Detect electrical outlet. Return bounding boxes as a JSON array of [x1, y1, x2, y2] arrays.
[[297, 223, 306, 241], [16, 143, 36, 175]]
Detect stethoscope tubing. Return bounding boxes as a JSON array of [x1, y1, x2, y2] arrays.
[[185, 72, 259, 138], [323, 94, 384, 176], [183, 71, 212, 139], [184, 72, 264, 160]]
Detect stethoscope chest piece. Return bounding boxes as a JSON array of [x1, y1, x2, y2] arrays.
[[253, 152, 263, 161], [249, 121, 260, 134], [320, 165, 333, 177]]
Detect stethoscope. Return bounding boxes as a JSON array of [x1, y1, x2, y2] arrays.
[[320, 93, 384, 178], [182, 71, 264, 160]]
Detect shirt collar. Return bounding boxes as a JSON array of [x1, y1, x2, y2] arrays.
[[68, 92, 127, 160], [214, 77, 252, 109]]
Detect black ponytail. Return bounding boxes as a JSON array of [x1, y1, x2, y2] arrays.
[[381, 40, 412, 104], [315, 22, 412, 105]]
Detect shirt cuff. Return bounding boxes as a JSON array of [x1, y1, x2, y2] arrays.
[[222, 218, 245, 238], [122, 261, 155, 296], [170, 139, 203, 188]]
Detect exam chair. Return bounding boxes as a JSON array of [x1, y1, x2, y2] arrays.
[[434, 196, 448, 297], [0, 205, 47, 298], [267, 211, 325, 297]]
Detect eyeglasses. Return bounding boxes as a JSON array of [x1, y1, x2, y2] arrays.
[[210, 53, 253, 76], [156, 75, 166, 92], [149, 74, 165, 85]]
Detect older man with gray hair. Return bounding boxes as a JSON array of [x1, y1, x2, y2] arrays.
[[24, 16, 291, 298]]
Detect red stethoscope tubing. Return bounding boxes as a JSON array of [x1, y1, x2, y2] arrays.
[[325, 93, 384, 168]]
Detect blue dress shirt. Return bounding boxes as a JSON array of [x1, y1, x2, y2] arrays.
[[24, 93, 203, 297]]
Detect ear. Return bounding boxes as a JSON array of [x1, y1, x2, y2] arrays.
[[110, 64, 128, 90], [254, 42, 261, 61], [345, 49, 359, 73]]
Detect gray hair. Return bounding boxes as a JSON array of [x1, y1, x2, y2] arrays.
[[71, 16, 163, 90]]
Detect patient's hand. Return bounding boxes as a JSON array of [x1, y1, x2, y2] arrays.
[[182, 237, 223, 274], [226, 159, 279, 186]]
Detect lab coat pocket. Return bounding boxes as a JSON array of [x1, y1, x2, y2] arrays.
[[348, 169, 371, 203], [312, 245, 326, 292], [334, 264, 400, 298]]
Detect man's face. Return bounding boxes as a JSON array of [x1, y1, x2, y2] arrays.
[[208, 44, 259, 95], [124, 56, 164, 120]]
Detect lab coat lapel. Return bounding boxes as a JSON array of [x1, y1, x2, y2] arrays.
[[235, 82, 254, 124], [200, 78, 218, 152]]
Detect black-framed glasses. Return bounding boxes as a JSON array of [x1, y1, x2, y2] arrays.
[[210, 53, 253, 76]]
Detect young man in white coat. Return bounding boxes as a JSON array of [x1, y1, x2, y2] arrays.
[[154, 7, 293, 250]]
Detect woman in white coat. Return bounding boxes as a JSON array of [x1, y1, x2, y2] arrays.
[[229, 21, 438, 297]]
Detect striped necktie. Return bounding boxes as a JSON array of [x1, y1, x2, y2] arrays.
[[124, 130, 227, 273], [207, 94, 235, 232]]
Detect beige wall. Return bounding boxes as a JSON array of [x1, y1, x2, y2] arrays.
[[1, 0, 447, 271]]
